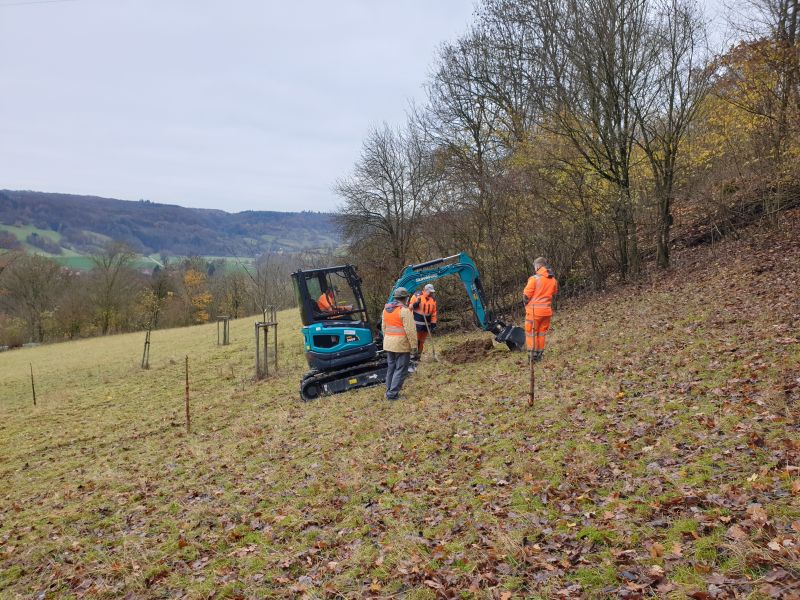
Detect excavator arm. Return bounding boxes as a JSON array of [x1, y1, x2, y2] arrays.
[[388, 253, 525, 351]]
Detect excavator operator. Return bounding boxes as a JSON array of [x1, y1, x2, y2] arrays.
[[317, 286, 351, 319]]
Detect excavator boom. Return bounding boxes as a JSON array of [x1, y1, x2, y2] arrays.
[[389, 253, 525, 351]]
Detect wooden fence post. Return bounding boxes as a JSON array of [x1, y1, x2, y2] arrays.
[[185, 355, 190, 434], [30, 363, 36, 406], [254, 322, 260, 379], [142, 329, 151, 369], [528, 357, 535, 408], [254, 308, 278, 380], [273, 320, 278, 373]]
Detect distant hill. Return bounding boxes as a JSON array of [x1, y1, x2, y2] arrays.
[[0, 190, 339, 259]]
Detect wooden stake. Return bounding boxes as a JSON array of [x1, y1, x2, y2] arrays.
[[528, 354, 535, 408], [141, 329, 151, 369], [30, 363, 36, 406], [254, 322, 260, 379], [184, 355, 190, 434], [273, 321, 278, 373], [264, 325, 269, 378]]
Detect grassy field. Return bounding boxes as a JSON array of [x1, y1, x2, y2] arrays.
[[1, 213, 799, 599], [0, 224, 63, 244], [0, 224, 81, 257], [51, 255, 164, 271]]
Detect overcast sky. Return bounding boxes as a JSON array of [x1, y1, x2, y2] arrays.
[[0, 0, 476, 212]]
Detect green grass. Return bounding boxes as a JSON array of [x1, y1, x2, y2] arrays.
[[0, 224, 82, 256], [1, 218, 800, 598], [0, 223, 61, 242]]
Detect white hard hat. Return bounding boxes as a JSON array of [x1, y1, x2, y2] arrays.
[[423, 284, 435, 293]]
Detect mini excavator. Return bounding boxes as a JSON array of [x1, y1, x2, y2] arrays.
[[291, 253, 525, 401]]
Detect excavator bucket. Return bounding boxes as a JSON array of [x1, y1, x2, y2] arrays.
[[494, 323, 526, 351]]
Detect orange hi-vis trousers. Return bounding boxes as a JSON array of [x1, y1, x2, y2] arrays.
[[525, 315, 551, 351], [417, 330, 429, 352]]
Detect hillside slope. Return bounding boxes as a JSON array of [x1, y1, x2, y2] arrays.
[[0, 190, 338, 257], [0, 211, 798, 599]]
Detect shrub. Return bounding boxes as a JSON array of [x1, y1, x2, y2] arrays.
[[0, 315, 27, 348]]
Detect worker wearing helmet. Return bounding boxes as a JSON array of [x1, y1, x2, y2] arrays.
[[381, 287, 418, 401], [523, 257, 558, 362], [409, 283, 438, 353]]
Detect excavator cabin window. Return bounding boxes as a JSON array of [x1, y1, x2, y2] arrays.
[[300, 270, 361, 323]]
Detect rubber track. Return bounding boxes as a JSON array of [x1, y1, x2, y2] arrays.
[[299, 353, 389, 401]]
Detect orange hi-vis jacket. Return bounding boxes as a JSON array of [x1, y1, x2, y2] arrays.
[[523, 266, 558, 351], [523, 266, 558, 317], [410, 291, 437, 332], [317, 291, 335, 312], [382, 301, 417, 353]]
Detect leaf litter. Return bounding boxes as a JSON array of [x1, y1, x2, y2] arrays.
[[0, 209, 799, 598]]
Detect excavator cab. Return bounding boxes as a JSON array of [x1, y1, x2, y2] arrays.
[[291, 266, 383, 399], [293, 265, 368, 327]]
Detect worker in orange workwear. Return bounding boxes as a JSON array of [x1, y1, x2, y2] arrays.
[[317, 286, 351, 319], [523, 257, 558, 362], [317, 289, 335, 312], [409, 283, 438, 353], [382, 287, 418, 401]]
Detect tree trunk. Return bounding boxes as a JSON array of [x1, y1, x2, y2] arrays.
[[656, 192, 672, 269]]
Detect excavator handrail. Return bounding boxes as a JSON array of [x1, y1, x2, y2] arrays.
[[409, 254, 462, 271]]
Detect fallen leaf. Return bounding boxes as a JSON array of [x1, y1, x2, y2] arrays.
[[648, 564, 665, 577], [746, 503, 768, 524], [727, 524, 748, 540], [649, 542, 665, 558]]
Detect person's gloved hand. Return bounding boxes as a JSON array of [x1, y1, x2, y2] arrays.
[[410, 350, 420, 361], [429, 322, 437, 332]]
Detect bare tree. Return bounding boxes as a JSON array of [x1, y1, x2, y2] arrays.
[[248, 252, 294, 313], [335, 121, 440, 272], [54, 271, 91, 339], [0, 250, 21, 288], [212, 270, 248, 318], [0, 254, 62, 342], [634, 0, 711, 267], [535, 0, 657, 278], [90, 242, 136, 334], [426, 30, 528, 303]]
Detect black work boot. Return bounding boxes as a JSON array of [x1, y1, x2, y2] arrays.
[[533, 351, 544, 363]]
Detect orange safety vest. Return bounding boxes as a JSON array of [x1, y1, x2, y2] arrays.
[[523, 266, 558, 317], [382, 302, 407, 336], [410, 291, 437, 325], [318, 291, 335, 312]]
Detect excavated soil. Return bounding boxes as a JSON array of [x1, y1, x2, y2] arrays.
[[441, 338, 495, 364]]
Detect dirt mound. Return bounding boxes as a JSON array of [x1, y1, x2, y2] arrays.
[[441, 338, 495, 364]]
